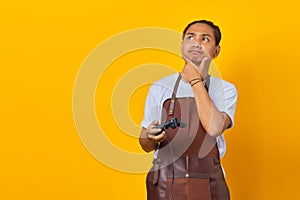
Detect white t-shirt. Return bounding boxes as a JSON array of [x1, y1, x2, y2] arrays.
[[141, 73, 238, 159]]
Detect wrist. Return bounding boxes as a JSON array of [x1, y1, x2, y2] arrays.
[[189, 76, 203, 87]]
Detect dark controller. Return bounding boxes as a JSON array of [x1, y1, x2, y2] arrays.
[[152, 118, 186, 136]]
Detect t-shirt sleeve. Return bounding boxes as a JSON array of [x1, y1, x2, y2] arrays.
[[211, 80, 238, 129], [140, 85, 162, 129], [223, 84, 238, 128]]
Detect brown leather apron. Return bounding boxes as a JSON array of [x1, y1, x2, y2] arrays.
[[146, 74, 230, 200]]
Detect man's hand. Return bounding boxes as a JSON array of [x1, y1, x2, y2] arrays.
[[145, 120, 166, 142], [181, 53, 211, 82], [139, 120, 166, 152]]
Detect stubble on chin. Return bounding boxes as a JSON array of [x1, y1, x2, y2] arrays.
[[190, 58, 201, 67], [183, 50, 204, 66], [189, 54, 204, 67]]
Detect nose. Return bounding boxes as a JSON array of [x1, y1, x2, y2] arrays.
[[192, 40, 201, 48]]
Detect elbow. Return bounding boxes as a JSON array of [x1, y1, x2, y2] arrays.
[[139, 137, 153, 153], [142, 147, 153, 153], [207, 129, 222, 138], [205, 123, 223, 138], [205, 112, 228, 137], [141, 145, 154, 153]]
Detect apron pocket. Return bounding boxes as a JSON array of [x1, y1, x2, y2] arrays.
[[165, 177, 211, 200]]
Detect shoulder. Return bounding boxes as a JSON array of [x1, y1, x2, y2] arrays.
[[149, 73, 180, 93], [210, 76, 237, 95], [153, 73, 179, 86]]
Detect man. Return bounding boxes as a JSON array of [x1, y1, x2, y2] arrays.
[[139, 20, 238, 200]]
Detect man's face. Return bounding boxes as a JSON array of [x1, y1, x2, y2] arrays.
[[181, 23, 220, 66]]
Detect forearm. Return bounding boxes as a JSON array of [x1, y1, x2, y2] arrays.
[[181, 52, 232, 137], [191, 81, 228, 137]]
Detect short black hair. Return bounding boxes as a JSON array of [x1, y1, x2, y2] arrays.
[[182, 20, 222, 46]]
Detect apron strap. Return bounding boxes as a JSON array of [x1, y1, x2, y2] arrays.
[[168, 74, 182, 116], [168, 74, 211, 116], [205, 75, 210, 92]]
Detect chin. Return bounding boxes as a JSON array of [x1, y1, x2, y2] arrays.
[[191, 59, 201, 66]]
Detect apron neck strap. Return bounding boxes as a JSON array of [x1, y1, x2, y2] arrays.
[[205, 75, 210, 92], [168, 74, 210, 116], [168, 74, 182, 116]]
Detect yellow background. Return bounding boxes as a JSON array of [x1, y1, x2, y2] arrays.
[[1, 0, 300, 199]]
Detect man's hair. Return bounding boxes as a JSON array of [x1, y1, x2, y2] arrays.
[[182, 20, 222, 46]]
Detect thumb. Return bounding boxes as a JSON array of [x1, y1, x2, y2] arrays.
[[202, 57, 208, 63], [151, 120, 159, 126]]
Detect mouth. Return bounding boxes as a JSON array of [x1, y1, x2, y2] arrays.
[[188, 50, 203, 55]]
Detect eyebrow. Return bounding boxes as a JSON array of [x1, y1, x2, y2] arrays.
[[186, 32, 213, 38]]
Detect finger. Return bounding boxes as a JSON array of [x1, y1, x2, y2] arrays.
[[150, 120, 159, 126], [151, 128, 163, 136], [155, 131, 166, 142], [147, 131, 164, 142], [147, 120, 162, 136], [147, 120, 159, 130], [160, 132, 167, 142], [182, 57, 197, 69], [201, 57, 209, 64], [199, 56, 211, 67]]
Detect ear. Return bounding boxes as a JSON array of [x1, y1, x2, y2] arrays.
[[213, 46, 221, 58]]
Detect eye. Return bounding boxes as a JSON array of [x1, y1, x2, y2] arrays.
[[186, 35, 194, 40], [202, 37, 209, 42]]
